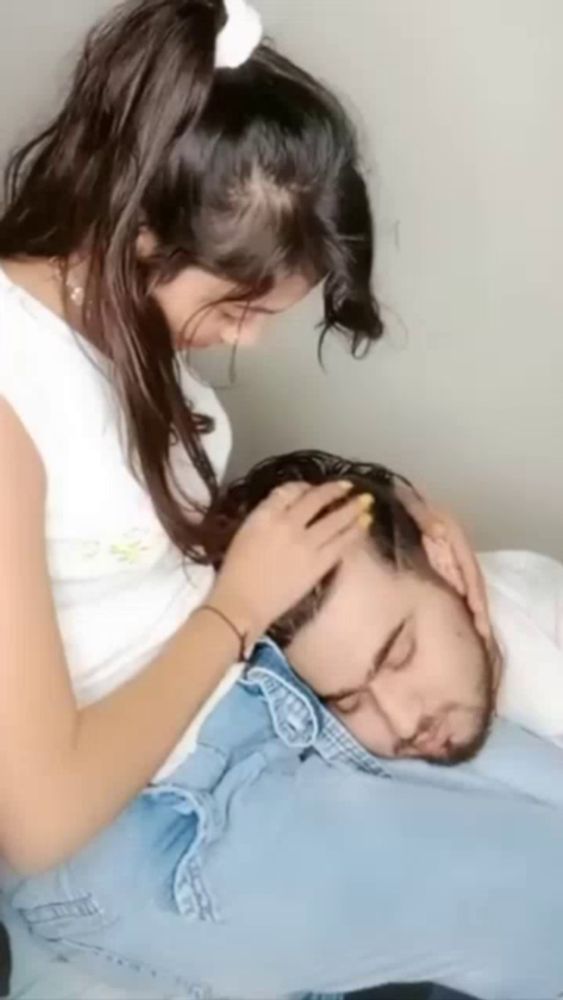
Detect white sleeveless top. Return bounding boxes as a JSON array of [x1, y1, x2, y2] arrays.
[[0, 266, 237, 780]]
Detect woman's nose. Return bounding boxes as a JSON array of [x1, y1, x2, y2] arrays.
[[220, 318, 265, 348], [239, 318, 267, 347]]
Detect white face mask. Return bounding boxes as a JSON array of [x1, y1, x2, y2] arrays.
[[215, 0, 263, 70]]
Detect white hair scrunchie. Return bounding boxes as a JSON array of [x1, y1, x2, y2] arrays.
[[215, 0, 263, 70]]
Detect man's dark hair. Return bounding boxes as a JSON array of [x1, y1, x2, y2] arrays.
[[220, 449, 427, 647]]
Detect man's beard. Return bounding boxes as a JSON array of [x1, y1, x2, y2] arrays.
[[406, 646, 498, 767], [426, 702, 494, 767]]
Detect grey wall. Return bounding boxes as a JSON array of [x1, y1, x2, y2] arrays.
[[0, 1, 114, 150], [2, 0, 563, 554]]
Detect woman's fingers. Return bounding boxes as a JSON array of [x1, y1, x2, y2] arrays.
[[395, 479, 492, 641], [309, 493, 373, 548], [319, 516, 371, 570], [288, 480, 354, 527], [265, 482, 311, 512], [423, 536, 467, 595]]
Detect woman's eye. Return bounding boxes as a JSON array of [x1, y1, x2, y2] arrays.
[[220, 309, 240, 325]]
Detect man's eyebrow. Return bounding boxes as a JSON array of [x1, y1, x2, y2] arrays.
[[318, 620, 407, 704]]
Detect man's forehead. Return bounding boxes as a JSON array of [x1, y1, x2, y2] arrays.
[[287, 547, 415, 683], [323, 542, 409, 620]]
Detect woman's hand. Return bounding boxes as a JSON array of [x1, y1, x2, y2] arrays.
[[210, 481, 372, 644], [395, 481, 491, 641]]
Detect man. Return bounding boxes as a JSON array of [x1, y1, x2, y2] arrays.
[[221, 449, 563, 765], [10, 451, 563, 1000]]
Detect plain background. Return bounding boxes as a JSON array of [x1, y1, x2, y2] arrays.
[[1, 0, 563, 555]]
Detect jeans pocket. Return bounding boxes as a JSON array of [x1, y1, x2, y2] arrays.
[[38, 938, 214, 999], [13, 878, 212, 998], [13, 878, 117, 945]]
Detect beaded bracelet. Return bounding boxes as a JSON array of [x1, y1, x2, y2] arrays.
[[197, 604, 250, 661]]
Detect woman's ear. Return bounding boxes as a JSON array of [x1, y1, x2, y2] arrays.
[[136, 227, 157, 259]]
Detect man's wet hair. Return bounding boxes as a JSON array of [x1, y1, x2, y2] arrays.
[[219, 449, 426, 647]]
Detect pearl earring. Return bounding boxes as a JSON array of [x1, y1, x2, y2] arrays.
[[51, 258, 86, 307], [68, 282, 86, 307]]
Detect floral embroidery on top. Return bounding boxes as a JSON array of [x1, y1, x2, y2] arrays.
[[48, 527, 170, 582], [110, 536, 151, 565]]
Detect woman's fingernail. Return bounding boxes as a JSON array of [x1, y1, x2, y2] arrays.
[[359, 513, 373, 529], [337, 480, 354, 492], [358, 494, 375, 511]]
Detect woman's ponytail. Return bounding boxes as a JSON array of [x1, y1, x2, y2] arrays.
[[1, 2, 229, 559], [82, 1, 221, 233], [79, 2, 229, 555]]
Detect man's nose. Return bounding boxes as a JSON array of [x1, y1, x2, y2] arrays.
[[371, 682, 422, 744]]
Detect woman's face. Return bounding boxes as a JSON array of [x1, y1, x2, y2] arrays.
[[152, 268, 313, 351]]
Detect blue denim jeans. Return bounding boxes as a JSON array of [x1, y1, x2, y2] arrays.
[[8, 640, 563, 1000]]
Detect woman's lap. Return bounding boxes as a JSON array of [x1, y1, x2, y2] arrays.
[[9, 662, 563, 1000], [9, 746, 563, 1000]]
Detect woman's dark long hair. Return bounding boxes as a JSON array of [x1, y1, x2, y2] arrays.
[[0, 0, 384, 561]]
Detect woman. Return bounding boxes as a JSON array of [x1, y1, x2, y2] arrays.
[[0, 0, 383, 868], [6, 3, 556, 1000]]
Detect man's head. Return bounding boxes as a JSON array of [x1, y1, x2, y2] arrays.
[[221, 450, 497, 765]]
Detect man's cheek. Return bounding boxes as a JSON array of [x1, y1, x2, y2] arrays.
[[338, 711, 393, 757]]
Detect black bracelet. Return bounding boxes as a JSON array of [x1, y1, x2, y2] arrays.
[[197, 604, 249, 661]]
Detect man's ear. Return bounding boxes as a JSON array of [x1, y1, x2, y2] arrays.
[[422, 536, 466, 596]]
